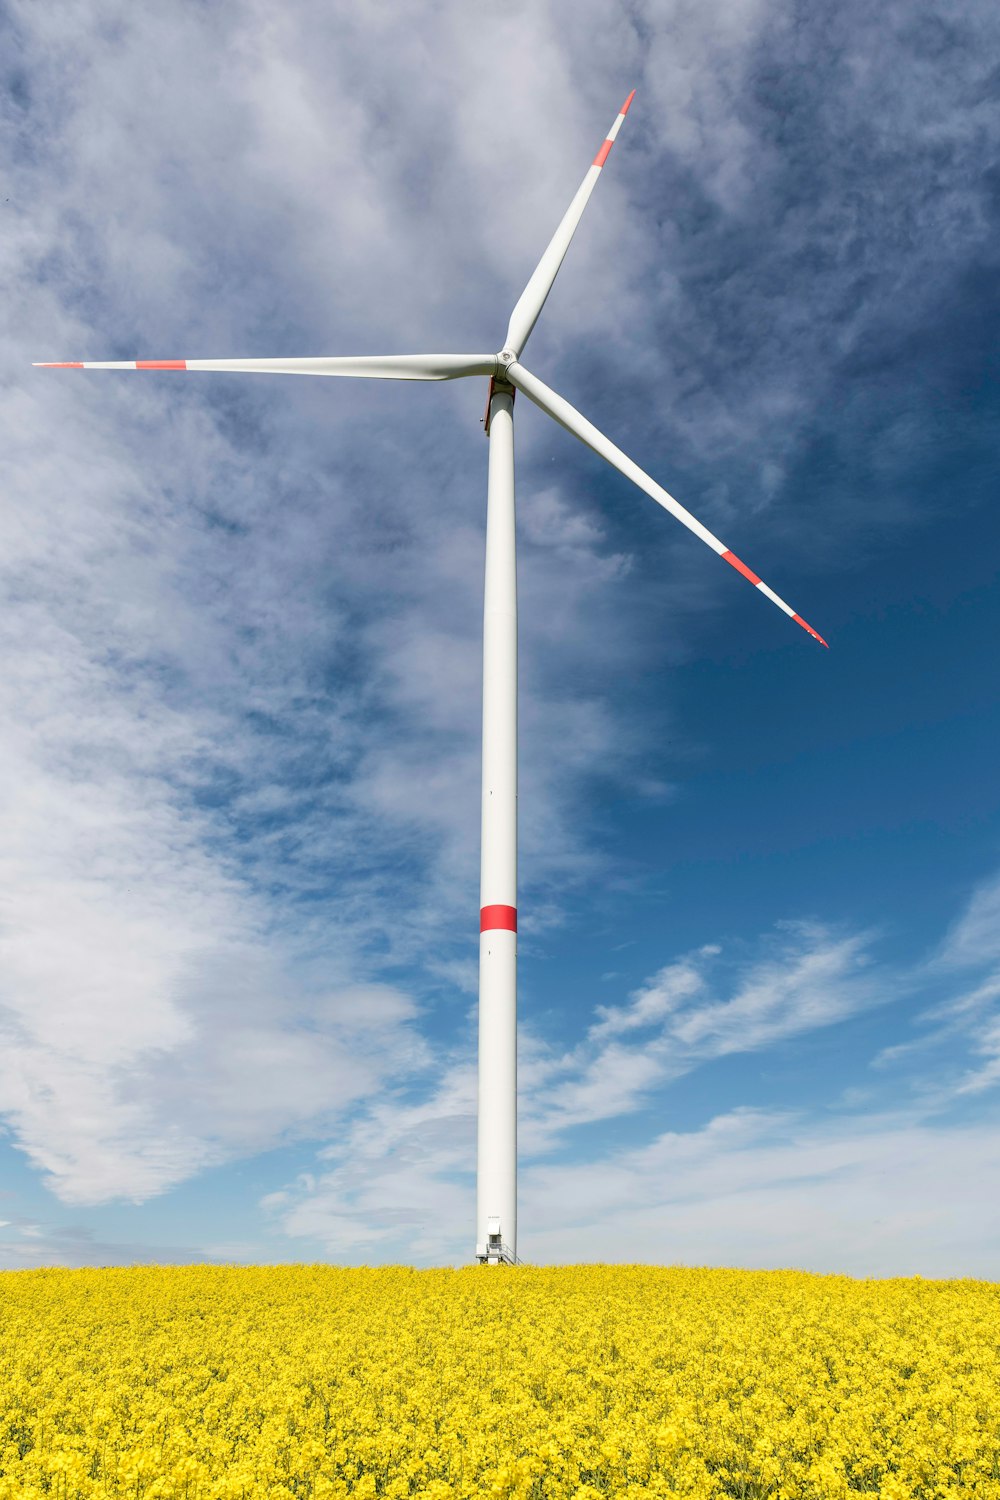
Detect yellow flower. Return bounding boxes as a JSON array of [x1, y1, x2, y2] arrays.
[[0, 1264, 997, 1498]]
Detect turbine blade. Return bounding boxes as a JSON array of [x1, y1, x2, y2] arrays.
[[507, 362, 828, 647], [32, 354, 496, 381], [504, 90, 635, 358]]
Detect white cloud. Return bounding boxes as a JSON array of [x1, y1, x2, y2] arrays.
[[591, 948, 714, 1038], [871, 870, 1000, 1108], [263, 919, 892, 1258], [516, 924, 886, 1148], [263, 1090, 1000, 1277], [951, 1014, 1000, 1097], [3, 0, 667, 1211], [4, 0, 999, 1255], [664, 926, 879, 1054], [521, 1105, 1000, 1278], [940, 874, 1000, 968], [262, 1056, 479, 1264], [262, 865, 1000, 1271]]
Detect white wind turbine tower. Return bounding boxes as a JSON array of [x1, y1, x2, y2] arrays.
[[36, 91, 827, 1267]]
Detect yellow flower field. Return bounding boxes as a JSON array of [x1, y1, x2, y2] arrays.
[[1, 1264, 998, 1500]]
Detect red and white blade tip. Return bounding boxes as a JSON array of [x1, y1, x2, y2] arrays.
[[721, 550, 828, 647], [592, 90, 636, 168], [33, 360, 188, 369], [795, 618, 828, 648]]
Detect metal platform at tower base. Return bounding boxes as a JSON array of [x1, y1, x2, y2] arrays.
[[475, 1240, 519, 1266], [476, 1216, 522, 1265]]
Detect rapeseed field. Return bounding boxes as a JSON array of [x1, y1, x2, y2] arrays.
[[0, 1264, 997, 1500]]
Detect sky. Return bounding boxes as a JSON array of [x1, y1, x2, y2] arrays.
[[2, 0, 999, 1277]]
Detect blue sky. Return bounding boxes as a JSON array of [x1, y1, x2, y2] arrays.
[[2, 0, 999, 1275]]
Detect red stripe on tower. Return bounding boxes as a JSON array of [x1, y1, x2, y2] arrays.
[[136, 360, 187, 370], [593, 139, 614, 168], [721, 550, 761, 586], [480, 905, 517, 933], [37, 362, 83, 368], [620, 89, 636, 116]]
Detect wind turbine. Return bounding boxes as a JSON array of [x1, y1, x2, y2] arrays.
[[36, 90, 826, 1268]]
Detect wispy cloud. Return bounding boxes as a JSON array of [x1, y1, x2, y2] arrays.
[[262, 1058, 478, 1264], [262, 917, 890, 1258], [3, 1, 664, 1211], [520, 1104, 1000, 1278], [872, 870, 1000, 1103], [261, 864, 1000, 1271], [940, 873, 1000, 968], [3, 0, 999, 1255], [517, 923, 885, 1147], [590, 951, 712, 1039], [262, 1084, 1000, 1278]]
